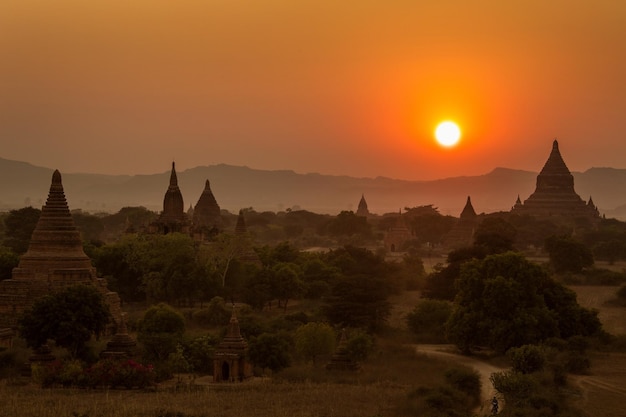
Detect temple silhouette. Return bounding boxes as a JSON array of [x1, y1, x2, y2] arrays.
[[511, 140, 599, 219]]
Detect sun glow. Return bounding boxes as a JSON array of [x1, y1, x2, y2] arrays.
[[435, 121, 461, 147]]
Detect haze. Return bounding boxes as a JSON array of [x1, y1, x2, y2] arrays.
[[1, 1, 625, 180]]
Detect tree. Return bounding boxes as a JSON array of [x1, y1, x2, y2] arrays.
[[324, 273, 392, 331], [137, 303, 186, 363], [3, 207, 41, 254], [294, 322, 335, 366], [407, 299, 453, 343], [0, 246, 19, 281], [446, 252, 601, 354], [270, 262, 304, 311], [545, 235, 594, 273], [473, 216, 516, 253], [326, 211, 371, 237], [19, 285, 111, 359], [247, 332, 292, 373]]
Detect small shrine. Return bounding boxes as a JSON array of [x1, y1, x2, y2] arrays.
[[443, 196, 478, 249], [384, 210, 412, 252], [100, 314, 137, 360], [325, 329, 359, 371], [212, 307, 253, 382]]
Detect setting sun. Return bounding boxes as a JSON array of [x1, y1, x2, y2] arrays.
[[435, 121, 461, 147]]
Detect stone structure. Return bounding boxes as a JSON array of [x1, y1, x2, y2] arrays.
[[511, 140, 600, 219], [100, 314, 137, 360], [356, 194, 370, 217], [213, 307, 253, 382], [0, 170, 122, 331], [384, 210, 412, 252], [191, 179, 222, 241], [233, 210, 262, 266], [443, 196, 478, 249], [325, 329, 359, 371], [149, 162, 190, 234]]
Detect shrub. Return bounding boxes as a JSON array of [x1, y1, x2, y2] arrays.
[[407, 299, 453, 343], [444, 367, 481, 406], [191, 297, 231, 326], [508, 344, 546, 374], [345, 330, 374, 362], [490, 371, 537, 407]]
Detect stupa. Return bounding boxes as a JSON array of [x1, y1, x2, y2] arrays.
[[511, 140, 600, 219], [0, 170, 122, 329], [149, 162, 190, 234], [356, 194, 370, 217], [193, 180, 222, 230], [213, 307, 253, 382], [384, 210, 412, 252], [443, 196, 478, 249]]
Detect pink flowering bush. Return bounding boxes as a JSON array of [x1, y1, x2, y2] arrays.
[[32, 358, 155, 389]]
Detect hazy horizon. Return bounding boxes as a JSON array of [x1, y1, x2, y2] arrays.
[[2, 1, 626, 180]]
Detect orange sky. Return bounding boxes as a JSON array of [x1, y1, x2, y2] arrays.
[[1, 1, 625, 180]]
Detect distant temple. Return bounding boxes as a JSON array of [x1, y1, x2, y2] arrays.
[[356, 194, 370, 217], [213, 307, 253, 382], [0, 170, 122, 331], [149, 162, 190, 234], [511, 140, 600, 219], [190, 179, 222, 240], [384, 210, 412, 252], [443, 196, 478, 249]]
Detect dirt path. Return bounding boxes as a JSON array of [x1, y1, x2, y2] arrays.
[[415, 344, 507, 413]]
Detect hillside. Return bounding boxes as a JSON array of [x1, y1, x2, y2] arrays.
[[1, 157, 626, 219]]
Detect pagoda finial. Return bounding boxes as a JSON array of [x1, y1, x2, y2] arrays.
[[553, 138, 559, 149], [169, 161, 178, 186], [52, 169, 62, 185]]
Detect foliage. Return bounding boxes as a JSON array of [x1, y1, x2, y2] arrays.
[[446, 252, 602, 354], [508, 344, 546, 374], [473, 215, 516, 253], [406, 299, 452, 343], [323, 246, 393, 331], [137, 303, 186, 363], [443, 367, 481, 407], [294, 322, 335, 366], [399, 366, 481, 417], [490, 371, 537, 408], [32, 358, 155, 388], [422, 246, 487, 300], [325, 211, 372, 237], [181, 335, 218, 374], [247, 332, 292, 373], [545, 235, 594, 274], [344, 330, 375, 362], [191, 297, 231, 326], [0, 245, 19, 281], [2, 206, 41, 254], [324, 273, 391, 331], [19, 285, 111, 359]]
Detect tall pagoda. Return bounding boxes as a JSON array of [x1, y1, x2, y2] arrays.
[[443, 196, 478, 249], [511, 140, 599, 219], [149, 162, 190, 234], [0, 170, 122, 329]]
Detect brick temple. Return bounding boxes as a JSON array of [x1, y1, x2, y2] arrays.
[[0, 170, 122, 332], [511, 140, 599, 219]]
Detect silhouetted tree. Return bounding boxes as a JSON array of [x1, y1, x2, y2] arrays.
[[545, 235, 594, 273], [3, 207, 40, 254]]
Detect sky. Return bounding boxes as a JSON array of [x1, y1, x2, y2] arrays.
[[1, 1, 625, 180]]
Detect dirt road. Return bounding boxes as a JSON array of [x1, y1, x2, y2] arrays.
[[415, 344, 506, 413]]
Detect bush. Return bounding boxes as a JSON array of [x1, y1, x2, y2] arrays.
[[508, 344, 546, 374], [444, 367, 481, 406], [490, 371, 537, 407], [406, 299, 452, 343], [191, 297, 231, 327], [345, 330, 374, 362]]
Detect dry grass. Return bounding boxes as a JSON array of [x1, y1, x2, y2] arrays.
[[0, 380, 407, 417], [570, 285, 626, 335]]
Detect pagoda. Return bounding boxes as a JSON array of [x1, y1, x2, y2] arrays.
[[511, 140, 600, 219], [0, 170, 122, 329], [213, 307, 253, 382], [149, 162, 190, 234], [443, 196, 478, 249], [356, 194, 370, 217], [384, 210, 412, 252], [192, 179, 222, 229]]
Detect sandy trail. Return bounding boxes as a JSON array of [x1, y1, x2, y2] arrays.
[[415, 344, 507, 413]]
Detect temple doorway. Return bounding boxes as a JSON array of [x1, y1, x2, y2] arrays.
[[221, 362, 230, 381]]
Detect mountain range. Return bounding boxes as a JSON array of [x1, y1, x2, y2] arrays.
[[2, 157, 626, 220]]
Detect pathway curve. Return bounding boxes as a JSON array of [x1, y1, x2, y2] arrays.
[[415, 344, 507, 413]]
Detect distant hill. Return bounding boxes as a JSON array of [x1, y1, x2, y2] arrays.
[[1, 157, 626, 219]]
